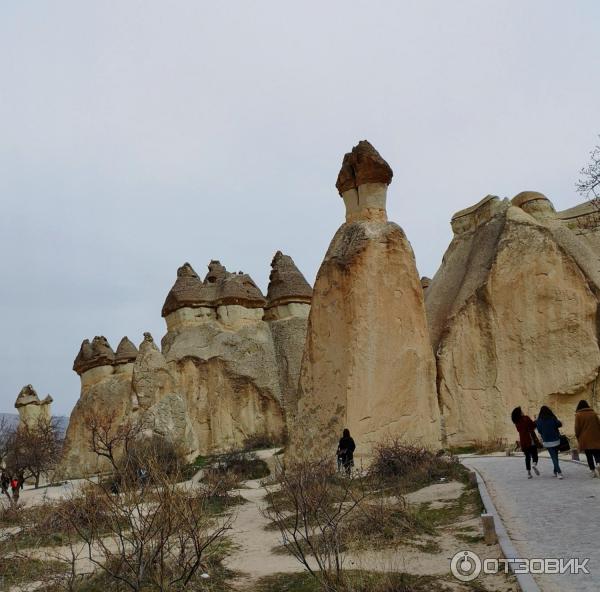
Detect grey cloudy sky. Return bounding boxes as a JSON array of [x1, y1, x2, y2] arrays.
[[1, 1, 599, 415]]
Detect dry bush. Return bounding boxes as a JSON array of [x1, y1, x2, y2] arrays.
[[368, 439, 463, 488], [263, 457, 371, 592], [211, 449, 270, 481], [242, 432, 285, 452]]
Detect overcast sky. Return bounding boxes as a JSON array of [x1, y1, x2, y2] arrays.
[[1, 1, 599, 415]]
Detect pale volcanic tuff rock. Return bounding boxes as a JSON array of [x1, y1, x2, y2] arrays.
[[265, 252, 312, 420], [160, 261, 290, 452], [61, 336, 135, 477], [426, 192, 600, 446], [291, 141, 441, 460], [14, 385, 53, 428]]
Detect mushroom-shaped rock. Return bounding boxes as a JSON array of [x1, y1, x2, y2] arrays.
[[14, 385, 53, 429], [217, 272, 267, 308], [267, 251, 312, 307], [335, 140, 393, 194], [162, 263, 207, 317], [335, 141, 393, 223], [114, 337, 139, 365], [420, 276, 431, 291], [73, 336, 115, 374]]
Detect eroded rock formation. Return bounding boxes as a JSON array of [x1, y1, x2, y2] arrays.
[[290, 141, 441, 460], [61, 253, 311, 477], [14, 385, 53, 429], [426, 192, 600, 445]]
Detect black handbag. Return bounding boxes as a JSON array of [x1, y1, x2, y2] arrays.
[[558, 434, 570, 452]]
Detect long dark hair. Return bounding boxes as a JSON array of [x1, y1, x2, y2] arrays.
[[538, 405, 555, 420], [511, 406, 523, 424], [577, 400, 591, 411]]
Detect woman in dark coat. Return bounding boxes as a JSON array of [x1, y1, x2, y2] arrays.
[[336, 428, 356, 475], [511, 406, 540, 479], [535, 405, 563, 479]]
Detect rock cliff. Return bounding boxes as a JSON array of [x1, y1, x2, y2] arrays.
[[426, 193, 600, 445], [290, 141, 441, 460]]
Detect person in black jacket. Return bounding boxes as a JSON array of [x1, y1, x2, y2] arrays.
[[336, 428, 356, 475]]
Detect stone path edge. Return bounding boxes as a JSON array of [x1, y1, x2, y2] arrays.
[[465, 462, 541, 592]]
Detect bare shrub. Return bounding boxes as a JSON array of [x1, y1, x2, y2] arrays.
[[368, 439, 462, 487], [212, 449, 270, 481], [242, 432, 285, 452], [263, 457, 371, 592], [56, 447, 232, 592]]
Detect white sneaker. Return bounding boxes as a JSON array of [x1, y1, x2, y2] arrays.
[[553, 472, 557, 478], [527, 472, 532, 479], [533, 465, 540, 476], [557, 473, 564, 480], [591, 470, 597, 479]]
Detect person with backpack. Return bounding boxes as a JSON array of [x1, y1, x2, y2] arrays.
[[536, 405, 564, 479], [336, 428, 356, 475], [574, 400, 600, 478], [511, 406, 541, 479]]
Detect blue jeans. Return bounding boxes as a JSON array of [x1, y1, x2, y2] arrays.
[[547, 446, 561, 474]]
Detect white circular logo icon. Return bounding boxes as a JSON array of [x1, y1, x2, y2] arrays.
[[451, 550, 482, 582]]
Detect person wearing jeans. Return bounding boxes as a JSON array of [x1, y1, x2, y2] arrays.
[[511, 406, 540, 479], [574, 399, 600, 478], [536, 405, 563, 479]]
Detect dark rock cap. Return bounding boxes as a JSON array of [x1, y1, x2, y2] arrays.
[[114, 336, 139, 365], [73, 336, 115, 375], [335, 140, 393, 195], [161, 262, 208, 317], [421, 277, 431, 291], [15, 384, 52, 408], [218, 272, 267, 308], [266, 251, 312, 307]]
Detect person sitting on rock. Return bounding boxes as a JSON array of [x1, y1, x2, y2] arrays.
[[511, 406, 540, 479], [336, 428, 356, 475], [535, 405, 564, 479], [574, 400, 600, 478]]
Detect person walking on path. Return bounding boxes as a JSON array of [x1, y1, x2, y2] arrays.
[[511, 406, 541, 479], [574, 399, 600, 478], [336, 428, 356, 475], [536, 405, 564, 479]]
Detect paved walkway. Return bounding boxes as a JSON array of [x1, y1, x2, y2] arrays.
[[463, 455, 600, 592]]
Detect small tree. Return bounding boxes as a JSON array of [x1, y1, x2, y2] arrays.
[[263, 458, 370, 592], [84, 411, 143, 475], [577, 135, 600, 204], [6, 416, 63, 488]]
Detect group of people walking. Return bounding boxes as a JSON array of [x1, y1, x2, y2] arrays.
[[512, 400, 600, 479], [1, 470, 24, 502]]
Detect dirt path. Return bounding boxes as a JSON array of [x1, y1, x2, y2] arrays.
[[224, 478, 303, 589]]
